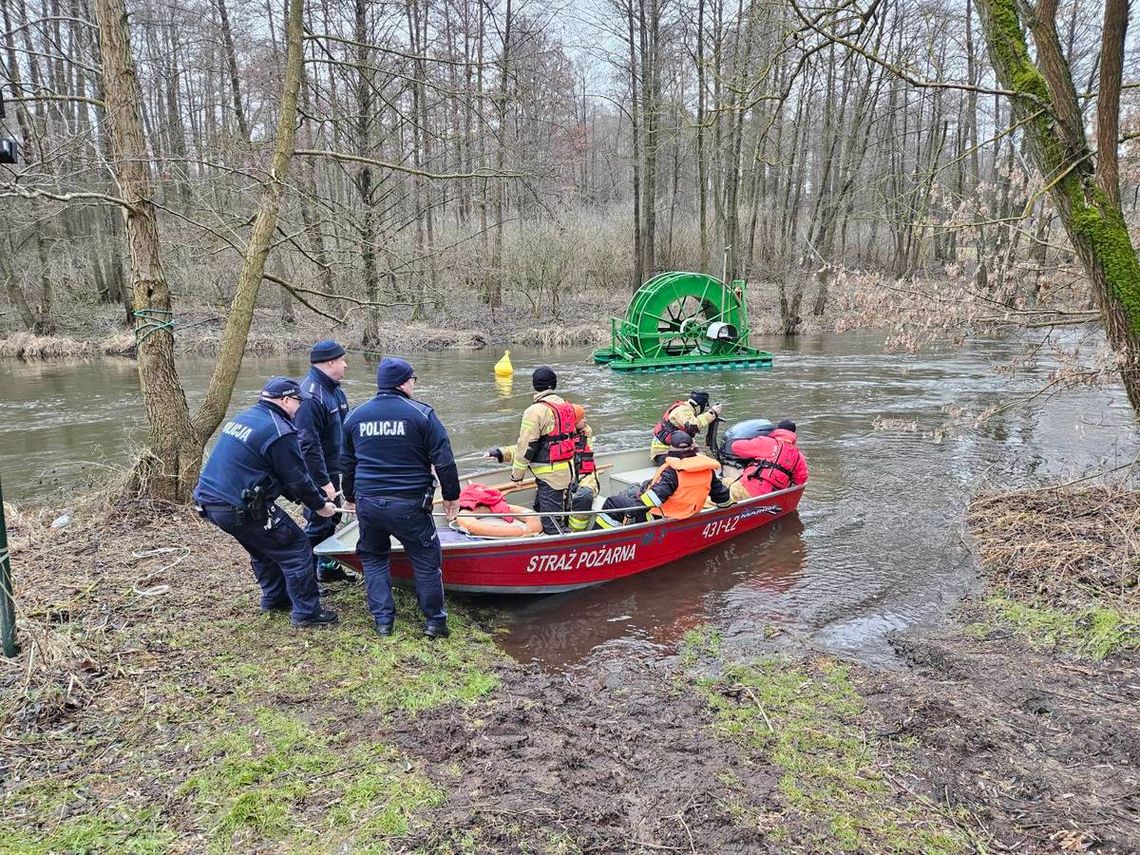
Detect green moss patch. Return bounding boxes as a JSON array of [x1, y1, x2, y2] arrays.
[[969, 594, 1140, 660], [683, 630, 973, 854]]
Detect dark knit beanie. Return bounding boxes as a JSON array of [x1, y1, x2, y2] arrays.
[[310, 339, 346, 363], [532, 366, 557, 391], [667, 430, 697, 457], [376, 357, 415, 390]]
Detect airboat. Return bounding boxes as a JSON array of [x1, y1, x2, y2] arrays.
[[591, 271, 773, 372]]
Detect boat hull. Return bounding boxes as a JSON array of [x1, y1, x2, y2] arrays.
[[330, 486, 803, 594]]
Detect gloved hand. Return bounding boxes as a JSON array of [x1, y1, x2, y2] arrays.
[[711, 403, 724, 418], [316, 501, 338, 518], [510, 471, 524, 483], [488, 447, 504, 463]]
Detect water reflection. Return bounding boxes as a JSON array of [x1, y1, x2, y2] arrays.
[[487, 516, 806, 668]]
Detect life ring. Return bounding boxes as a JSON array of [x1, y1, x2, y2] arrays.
[[456, 503, 543, 538]]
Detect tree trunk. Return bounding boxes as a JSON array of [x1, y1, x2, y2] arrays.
[[190, 0, 305, 438], [627, 0, 642, 287], [976, 0, 1140, 412], [216, 0, 250, 140], [489, 0, 512, 306], [94, 0, 198, 501]]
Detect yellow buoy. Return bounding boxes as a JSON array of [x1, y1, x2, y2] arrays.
[[493, 349, 514, 377]]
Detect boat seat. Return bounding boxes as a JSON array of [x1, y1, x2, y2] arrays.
[[608, 465, 661, 489]]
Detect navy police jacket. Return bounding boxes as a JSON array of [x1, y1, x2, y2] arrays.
[[296, 365, 349, 486], [194, 400, 326, 512], [342, 390, 461, 503]]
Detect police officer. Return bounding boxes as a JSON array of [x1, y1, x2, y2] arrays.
[[650, 389, 723, 464], [341, 357, 461, 639], [194, 377, 339, 627], [296, 339, 352, 583]]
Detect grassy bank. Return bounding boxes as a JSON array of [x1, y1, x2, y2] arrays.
[[4, 480, 1138, 852], [0, 503, 503, 853], [2, 498, 983, 854], [0, 295, 625, 361], [966, 483, 1140, 659]]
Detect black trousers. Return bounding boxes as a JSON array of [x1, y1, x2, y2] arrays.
[[303, 471, 341, 573], [533, 479, 569, 535]]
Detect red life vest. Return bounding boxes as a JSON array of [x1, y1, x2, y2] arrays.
[[527, 399, 578, 464], [458, 483, 514, 522], [733, 433, 803, 497], [574, 431, 595, 474], [570, 403, 595, 475], [653, 400, 693, 443]]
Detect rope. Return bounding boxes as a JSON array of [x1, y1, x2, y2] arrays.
[[133, 308, 175, 346], [0, 547, 9, 565]]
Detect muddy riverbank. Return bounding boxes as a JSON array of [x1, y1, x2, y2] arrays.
[[2, 479, 1136, 853]]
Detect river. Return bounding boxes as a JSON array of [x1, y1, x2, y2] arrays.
[[2, 331, 1136, 667]]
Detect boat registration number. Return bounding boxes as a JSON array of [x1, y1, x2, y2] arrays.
[[702, 517, 740, 538]]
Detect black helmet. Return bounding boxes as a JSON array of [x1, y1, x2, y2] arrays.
[[689, 389, 710, 411], [776, 419, 797, 433]]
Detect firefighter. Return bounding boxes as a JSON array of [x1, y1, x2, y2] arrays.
[[508, 366, 580, 534], [650, 390, 722, 464], [639, 430, 732, 519], [728, 420, 809, 501]]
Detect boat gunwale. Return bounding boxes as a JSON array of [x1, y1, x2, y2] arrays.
[[316, 478, 804, 556]]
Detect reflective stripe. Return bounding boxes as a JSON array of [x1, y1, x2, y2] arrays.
[[529, 461, 571, 476], [596, 512, 621, 529], [641, 490, 661, 508]]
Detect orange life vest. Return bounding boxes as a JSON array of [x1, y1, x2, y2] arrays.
[[648, 454, 720, 519]]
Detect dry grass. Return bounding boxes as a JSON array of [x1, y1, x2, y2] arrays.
[[0, 497, 503, 851], [968, 484, 1140, 609]]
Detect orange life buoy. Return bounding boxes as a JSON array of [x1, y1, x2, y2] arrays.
[[456, 503, 543, 538]]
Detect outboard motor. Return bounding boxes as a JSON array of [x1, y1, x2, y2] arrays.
[[716, 418, 775, 465]]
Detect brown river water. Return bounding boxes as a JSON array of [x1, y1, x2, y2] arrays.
[[2, 330, 1137, 668]]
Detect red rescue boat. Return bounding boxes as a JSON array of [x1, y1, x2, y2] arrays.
[[315, 448, 804, 594]]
